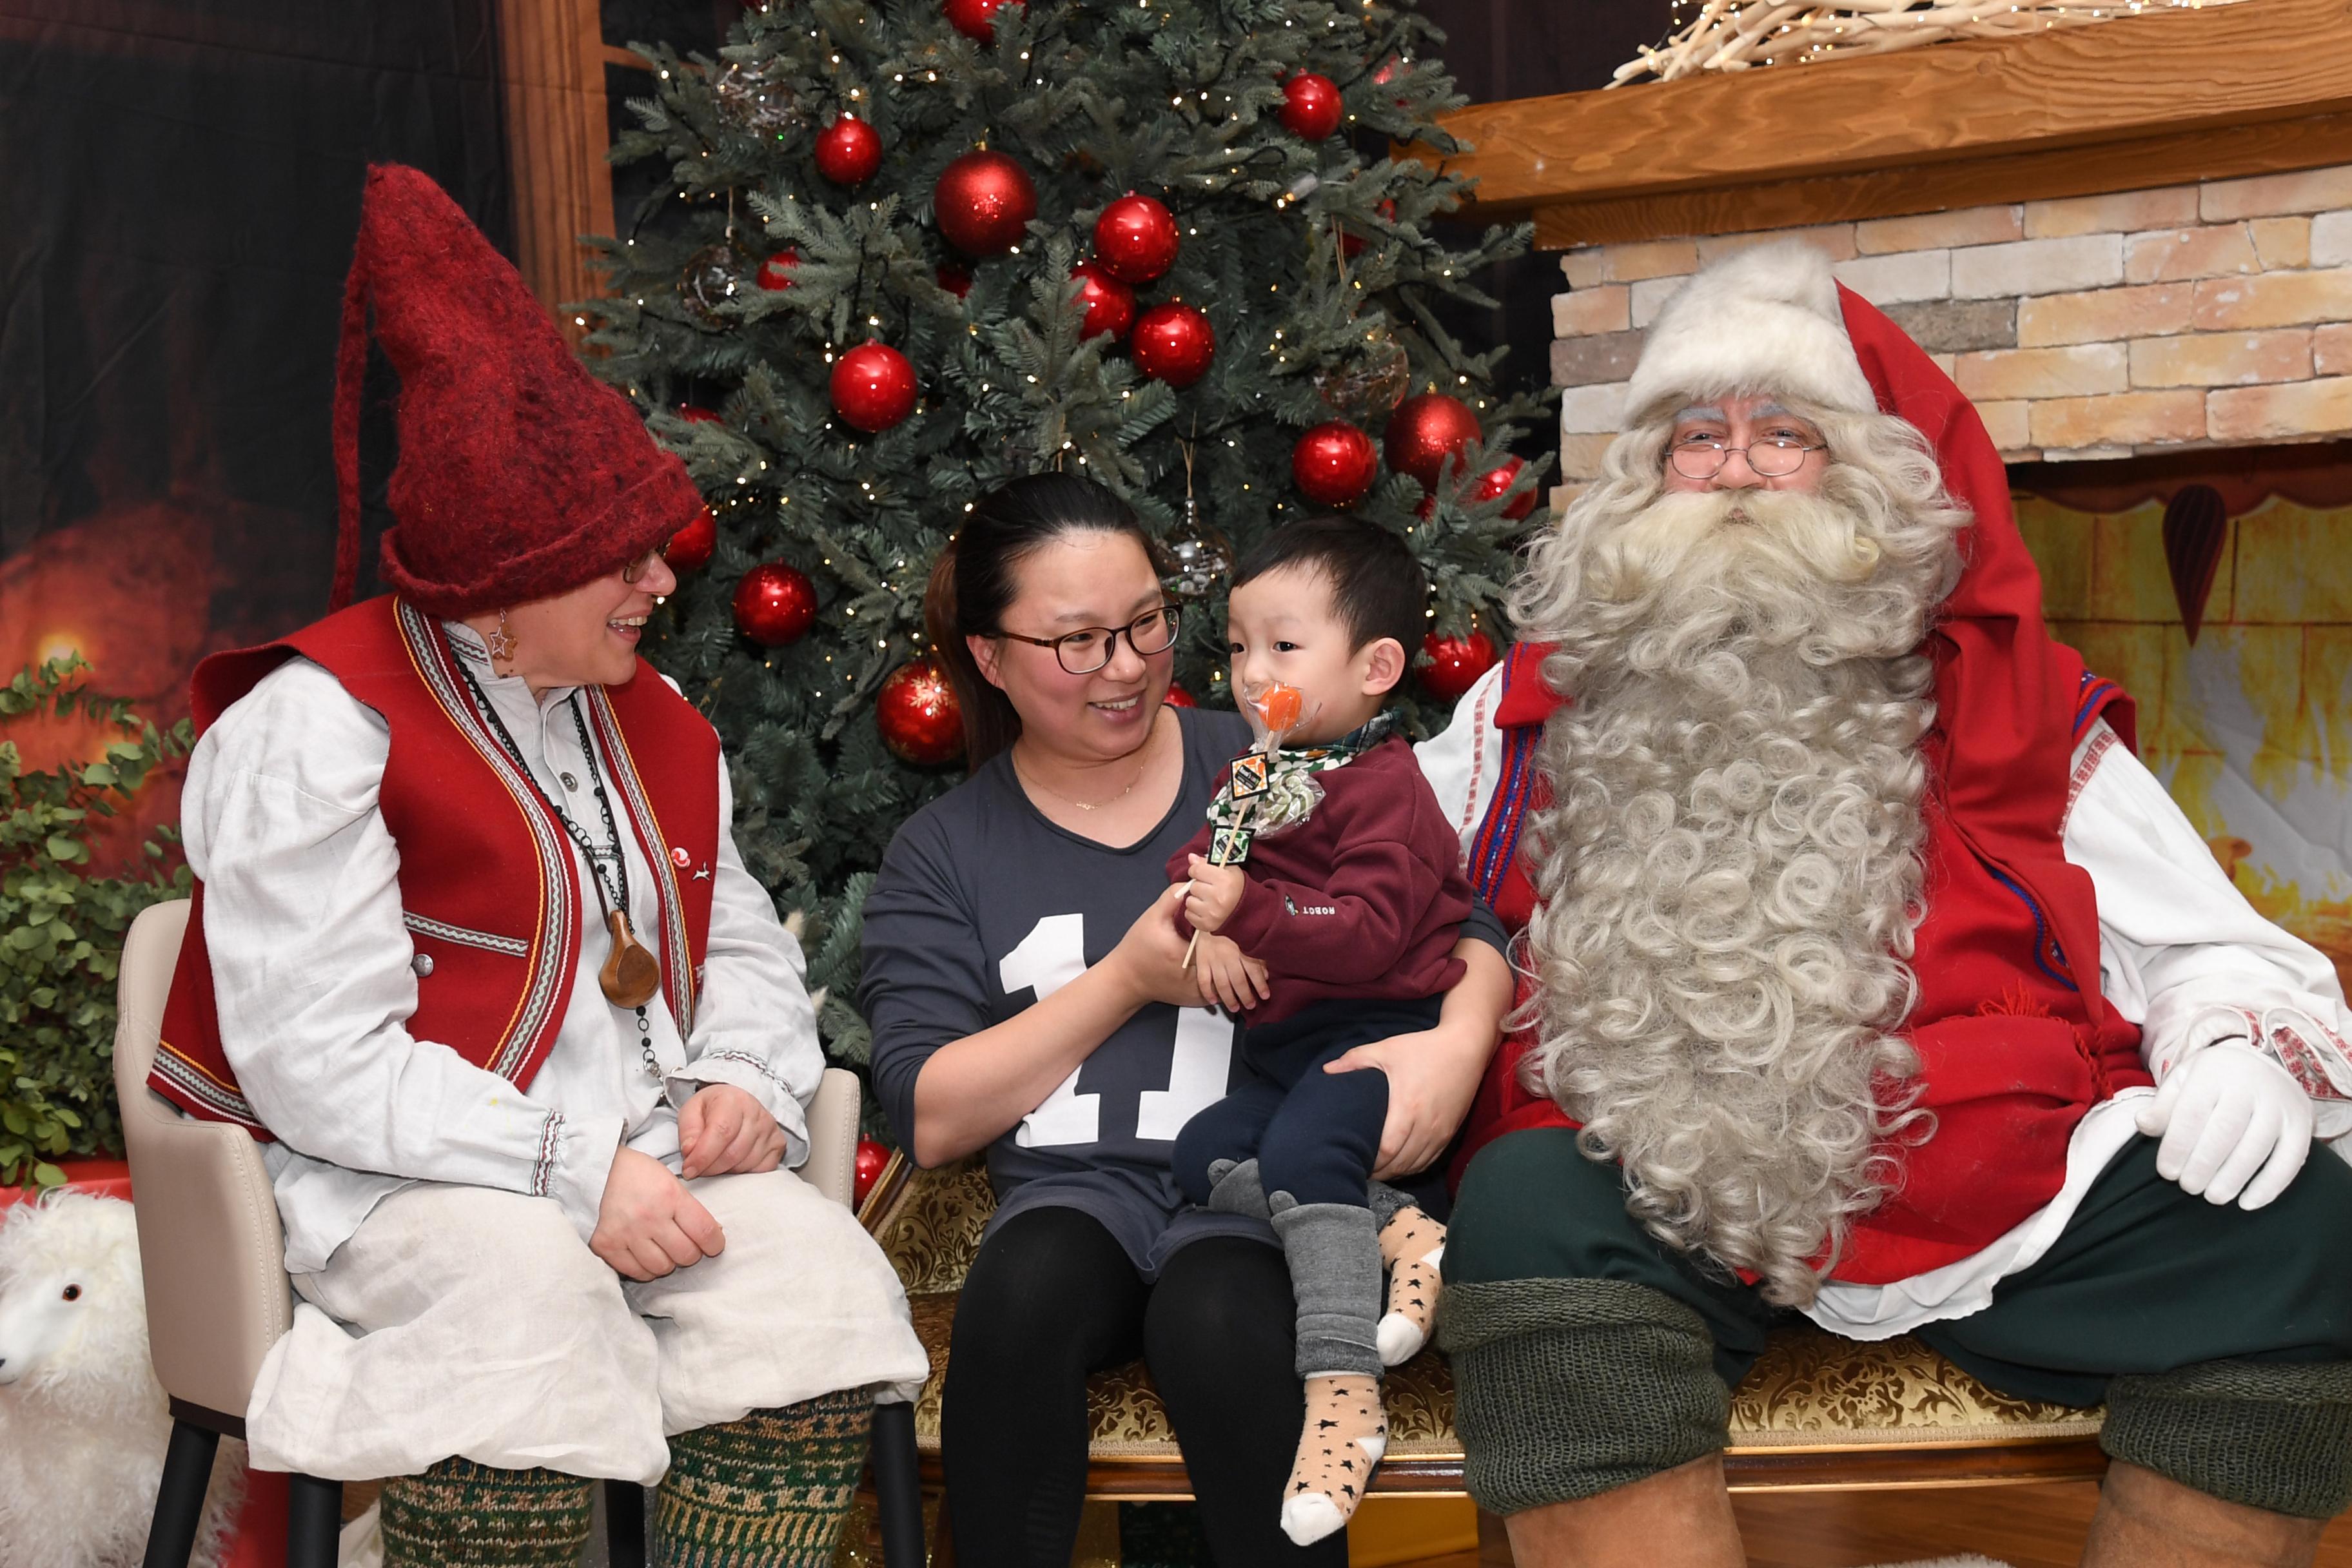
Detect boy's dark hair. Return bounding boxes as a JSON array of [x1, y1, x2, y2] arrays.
[[1231, 514, 1425, 654]]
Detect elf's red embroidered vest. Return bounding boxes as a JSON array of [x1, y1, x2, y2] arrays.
[[150, 596, 721, 1137], [1453, 644, 2150, 1286]]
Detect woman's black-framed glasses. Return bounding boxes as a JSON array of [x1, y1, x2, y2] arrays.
[[999, 603, 1183, 674], [1667, 435, 1828, 481]]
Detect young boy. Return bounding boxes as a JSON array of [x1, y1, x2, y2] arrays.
[[1168, 515, 1470, 1546]]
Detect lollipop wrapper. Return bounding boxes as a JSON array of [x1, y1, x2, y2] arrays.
[[1240, 680, 1317, 750]]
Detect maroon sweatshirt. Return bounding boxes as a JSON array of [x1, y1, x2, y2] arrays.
[[1169, 735, 1471, 1026]]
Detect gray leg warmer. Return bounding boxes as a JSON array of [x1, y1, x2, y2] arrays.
[[1206, 1157, 1271, 1219], [2102, 1359, 2352, 1520], [1367, 1180, 1419, 1232], [1268, 1194, 1385, 1379], [1439, 1277, 1729, 1515]]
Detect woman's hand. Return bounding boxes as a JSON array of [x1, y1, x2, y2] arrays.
[[678, 1084, 788, 1179], [1326, 939, 1510, 1180], [1103, 883, 1207, 1009], [1193, 933, 1271, 1013], [591, 1147, 727, 1280]]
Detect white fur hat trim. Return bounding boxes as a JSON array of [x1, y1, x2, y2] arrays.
[[1621, 240, 1877, 427]]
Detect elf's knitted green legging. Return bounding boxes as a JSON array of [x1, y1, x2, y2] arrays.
[[1440, 1130, 2352, 1520], [379, 1387, 873, 1567]]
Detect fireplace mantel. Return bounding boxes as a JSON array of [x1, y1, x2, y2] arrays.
[[1425, 0, 2352, 250]]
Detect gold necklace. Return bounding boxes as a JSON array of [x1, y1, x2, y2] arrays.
[[1015, 710, 1162, 812]]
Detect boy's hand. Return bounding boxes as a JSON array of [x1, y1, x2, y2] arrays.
[[1183, 855, 1246, 934], [1193, 933, 1271, 1013]]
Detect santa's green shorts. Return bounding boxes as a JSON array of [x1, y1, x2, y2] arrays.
[[1440, 1129, 2352, 1519]]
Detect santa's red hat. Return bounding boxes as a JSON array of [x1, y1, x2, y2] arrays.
[[1623, 239, 1879, 426], [329, 163, 701, 616]]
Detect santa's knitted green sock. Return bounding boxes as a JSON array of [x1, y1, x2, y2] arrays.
[[656, 1387, 874, 1568], [1376, 1204, 1447, 1366], [379, 1457, 593, 1568]]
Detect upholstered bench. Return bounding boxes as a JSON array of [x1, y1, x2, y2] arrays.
[[856, 1155, 2108, 1504]]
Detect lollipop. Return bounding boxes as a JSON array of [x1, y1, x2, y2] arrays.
[[1253, 682, 1306, 738], [1185, 681, 1313, 968]]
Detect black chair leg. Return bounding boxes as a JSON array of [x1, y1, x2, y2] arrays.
[[286, 1471, 343, 1568], [604, 1476, 647, 1568], [142, 1419, 220, 1568], [871, 1400, 925, 1568]]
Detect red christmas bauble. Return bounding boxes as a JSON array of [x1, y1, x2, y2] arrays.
[[1280, 73, 1344, 141], [665, 506, 718, 574], [1291, 422, 1379, 507], [679, 404, 725, 424], [1131, 303, 1215, 387], [878, 657, 965, 765], [1384, 392, 1484, 489], [1476, 457, 1539, 521], [945, 0, 1022, 42], [938, 262, 974, 299], [1341, 199, 1398, 260], [830, 341, 919, 433], [853, 1137, 889, 1206], [1162, 683, 1197, 709], [815, 114, 883, 186], [1070, 259, 1137, 340], [734, 561, 818, 645], [1093, 193, 1181, 284], [755, 248, 800, 291], [936, 150, 1037, 257], [1420, 630, 1498, 703]]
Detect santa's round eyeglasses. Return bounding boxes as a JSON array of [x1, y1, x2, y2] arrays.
[[1667, 435, 1827, 480]]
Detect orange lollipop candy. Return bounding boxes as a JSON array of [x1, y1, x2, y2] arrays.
[[1253, 682, 1305, 737]]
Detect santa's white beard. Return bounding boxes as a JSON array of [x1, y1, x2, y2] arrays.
[[1521, 484, 1954, 1306]]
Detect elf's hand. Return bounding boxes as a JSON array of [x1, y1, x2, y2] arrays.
[[593, 1147, 725, 1280], [1193, 933, 1271, 1013], [2136, 1041, 2314, 1209], [679, 1083, 788, 1180], [1184, 855, 1246, 934]]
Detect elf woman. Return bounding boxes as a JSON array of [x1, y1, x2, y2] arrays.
[[148, 164, 928, 1568]]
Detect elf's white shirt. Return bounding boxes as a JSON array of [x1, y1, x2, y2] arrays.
[[183, 623, 824, 1274], [1416, 662, 2352, 1339]]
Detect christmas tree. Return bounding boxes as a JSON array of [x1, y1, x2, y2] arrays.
[[580, 0, 1552, 1078]]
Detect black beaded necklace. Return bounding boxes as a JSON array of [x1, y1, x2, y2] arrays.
[[451, 641, 663, 1077]]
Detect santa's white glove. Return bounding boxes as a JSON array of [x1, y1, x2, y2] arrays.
[[2135, 1041, 2315, 1210]]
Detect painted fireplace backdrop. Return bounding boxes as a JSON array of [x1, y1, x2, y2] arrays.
[[2017, 457, 2352, 993]]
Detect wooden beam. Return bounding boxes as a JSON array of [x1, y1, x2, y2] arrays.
[[1533, 109, 2352, 250], [1426, 0, 2352, 218], [495, 0, 614, 320]]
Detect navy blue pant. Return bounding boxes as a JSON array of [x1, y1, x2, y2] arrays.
[[1175, 997, 1440, 1208]]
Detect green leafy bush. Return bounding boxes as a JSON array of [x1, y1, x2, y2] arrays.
[[0, 658, 191, 1187]]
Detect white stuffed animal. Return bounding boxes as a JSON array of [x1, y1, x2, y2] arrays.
[[0, 1191, 244, 1567]]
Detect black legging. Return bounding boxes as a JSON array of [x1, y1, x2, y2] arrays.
[[940, 1203, 1350, 1567]]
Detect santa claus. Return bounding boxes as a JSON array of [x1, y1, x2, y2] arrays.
[[1416, 242, 2352, 1567]]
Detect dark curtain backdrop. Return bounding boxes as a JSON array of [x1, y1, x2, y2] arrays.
[[0, 0, 509, 754], [0, 0, 1654, 795]]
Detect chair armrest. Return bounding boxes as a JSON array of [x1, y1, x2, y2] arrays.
[[802, 1068, 861, 1209]]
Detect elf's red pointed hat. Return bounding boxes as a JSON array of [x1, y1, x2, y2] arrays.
[[329, 162, 701, 616]]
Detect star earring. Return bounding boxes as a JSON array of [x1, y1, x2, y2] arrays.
[[487, 609, 517, 669]]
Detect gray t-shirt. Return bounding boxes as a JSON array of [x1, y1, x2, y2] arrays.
[[861, 707, 1268, 1275]]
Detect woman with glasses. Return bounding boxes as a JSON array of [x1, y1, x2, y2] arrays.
[[151, 164, 926, 1568], [859, 473, 1512, 1566]]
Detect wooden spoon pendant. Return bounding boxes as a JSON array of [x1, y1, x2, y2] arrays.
[[600, 910, 662, 1009]]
